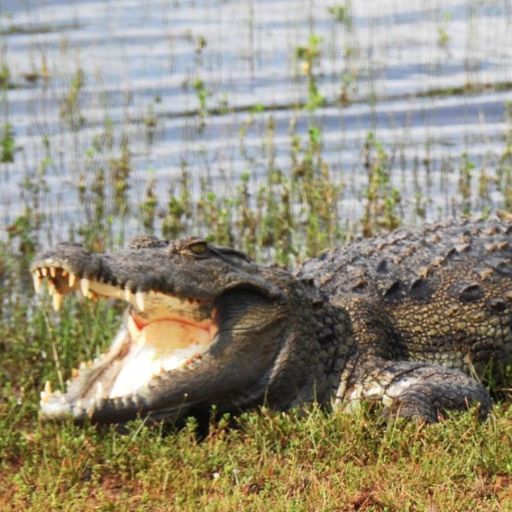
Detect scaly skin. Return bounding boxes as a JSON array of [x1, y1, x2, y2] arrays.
[[31, 219, 512, 423], [299, 219, 512, 420]]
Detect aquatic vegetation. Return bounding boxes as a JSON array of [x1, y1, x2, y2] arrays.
[[361, 132, 401, 237], [0, 121, 14, 162], [193, 77, 209, 123], [437, 11, 452, 53], [60, 67, 85, 131], [295, 34, 325, 111], [0, 56, 11, 90], [329, 2, 353, 29], [108, 134, 131, 218]]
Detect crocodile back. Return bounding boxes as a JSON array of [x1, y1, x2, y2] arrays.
[[298, 219, 512, 376]]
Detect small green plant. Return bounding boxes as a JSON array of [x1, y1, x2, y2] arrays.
[[328, 2, 353, 29], [329, 1, 359, 106], [193, 77, 209, 119], [361, 132, 401, 237], [250, 103, 265, 114], [478, 167, 491, 204], [195, 35, 207, 54], [143, 103, 158, 147], [235, 171, 259, 259], [437, 11, 452, 52], [339, 70, 356, 105], [6, 211, 39, 258], [498, 128, 512, 211], [414, 192, 427, 220], [0, 122, 15, 162], [0, 61, 10, 89], [258, 167, 294, 264], [217, 93, 230, 115], [140, 173, 158, 233], [162, 160, 192, 239], [296, 34, 325, 110], [197, 189, 234, 247], [75, 142, 112, 252], [458, 153, 475, 217], [163, 193, 187, 239], [109, 134, 131, 217], [60, 67, 85, 130]]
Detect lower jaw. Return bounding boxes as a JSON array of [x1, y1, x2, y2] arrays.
[[97, 315, 217, 399], [40, 314, 218, 415], [108, 340, 210, 398]]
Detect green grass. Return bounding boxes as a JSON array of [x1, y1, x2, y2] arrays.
[[2, 382, 512, 509]]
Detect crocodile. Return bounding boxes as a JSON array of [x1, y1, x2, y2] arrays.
[[31, 218, 512, 424]]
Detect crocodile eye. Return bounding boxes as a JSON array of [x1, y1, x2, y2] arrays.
[[188, 240, 208, 256]]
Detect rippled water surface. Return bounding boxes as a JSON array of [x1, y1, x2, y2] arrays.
[[1, 0, 512, 243]]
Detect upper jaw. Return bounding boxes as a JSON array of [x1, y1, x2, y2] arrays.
[[31, 261, 214, 320], [30, 244, 219, 315], [31, 243, 286, 308]]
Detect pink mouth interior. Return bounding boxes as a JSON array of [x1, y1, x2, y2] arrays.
[[105, 310, 219, 398]]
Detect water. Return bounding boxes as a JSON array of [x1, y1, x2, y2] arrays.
[[1, 0, 512, 242]]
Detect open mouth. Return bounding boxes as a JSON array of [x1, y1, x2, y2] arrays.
[[32, 263, 219, 418]]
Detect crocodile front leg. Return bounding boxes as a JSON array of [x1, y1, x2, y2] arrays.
[[335, 356, 492, 422]]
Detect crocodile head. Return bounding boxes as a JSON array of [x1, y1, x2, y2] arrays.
[[31, 236, 347, 423]]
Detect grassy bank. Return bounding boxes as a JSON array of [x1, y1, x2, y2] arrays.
[[2, 382, 512, 510]]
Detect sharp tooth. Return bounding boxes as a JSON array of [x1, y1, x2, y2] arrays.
[[41, 267, 48, 277], [69, 273, 77, 287], [50, 267, 56, 277], [71, 368, 79, 378], [40, 390, 50, 402], [44, 380, 52, 394], [127, 314, 140, 339], [209, 324, 219, 339], [124, 286, 132, 301], [32, 272, 42, 294], [47, 281, 56, 293], [153, 361, 164, 377], [52, 291, 63, 312], [95, 382, 104, 400], [80, 278, 90, 297], [135, 291, 145, 311], [61, 269, 68, 277], [79, 362, 87, 370]]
